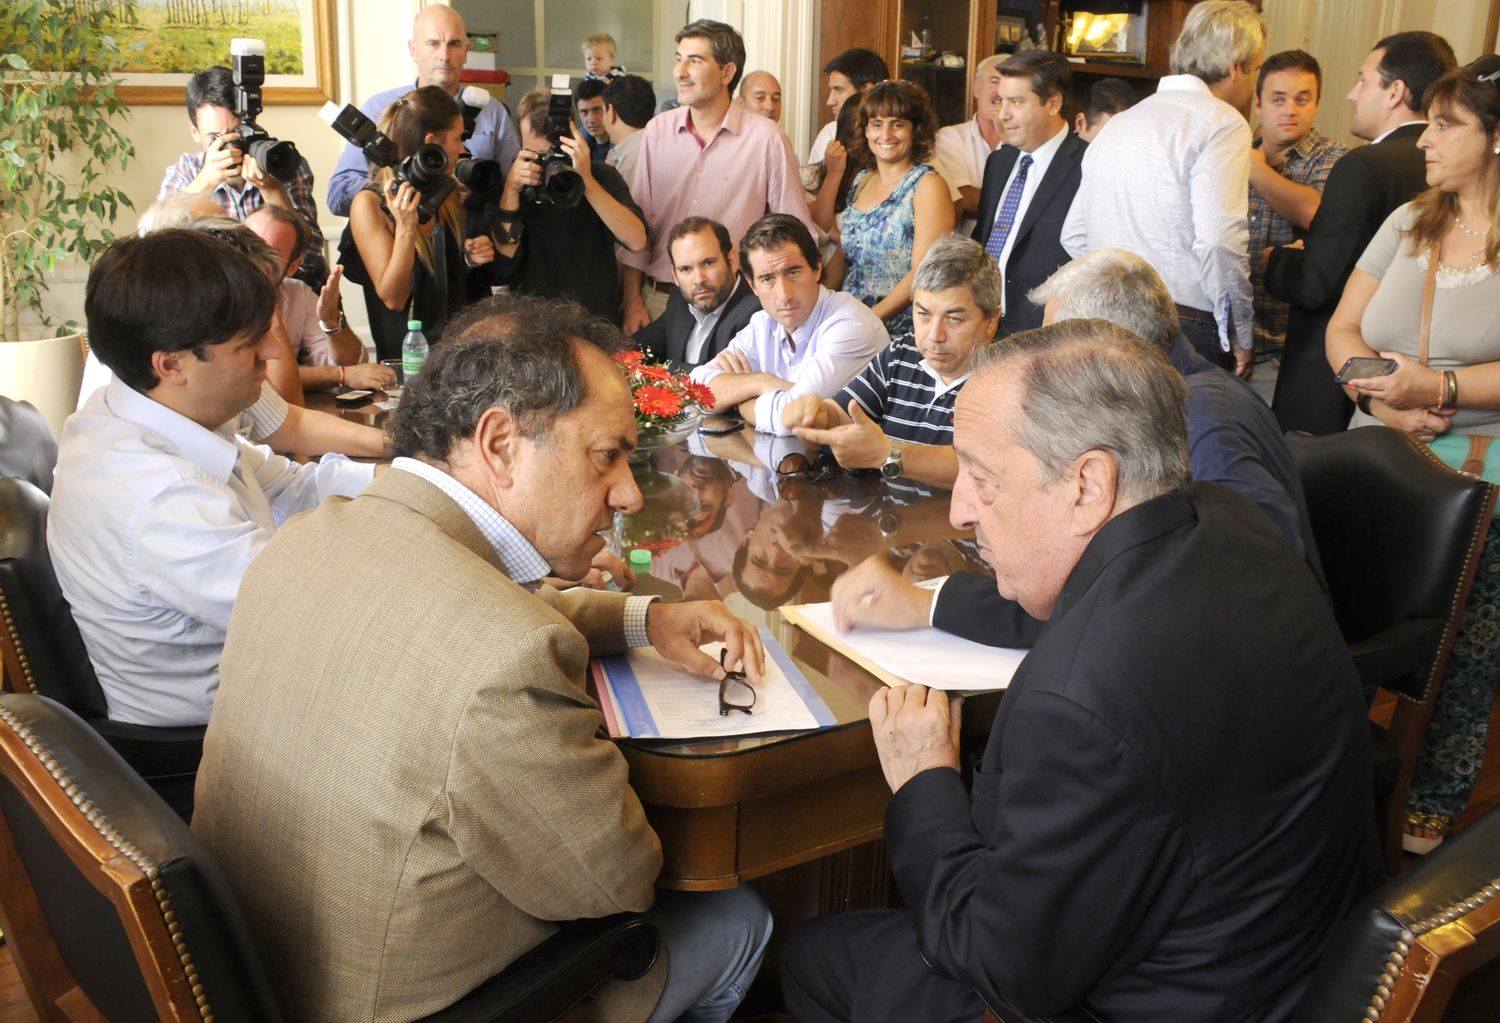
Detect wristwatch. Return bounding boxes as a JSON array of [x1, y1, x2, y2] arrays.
[[878, 511, 901, 542], [880, 443, 904, 480], [318, 308, 345, 334]]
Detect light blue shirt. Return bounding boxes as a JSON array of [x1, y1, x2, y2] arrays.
[[391, 457, 655, 644], [47, 376, 373, 727], [691, 286, 890, 436], [326, 81, 521, 216]]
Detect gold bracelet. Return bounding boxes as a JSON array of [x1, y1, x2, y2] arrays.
[[1438, 370, 1450, 412], [1446, 369, 1459, 411]]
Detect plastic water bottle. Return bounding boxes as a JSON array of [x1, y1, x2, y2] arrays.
[[401, 319, 429, 379], [629, 548, 653, 579]]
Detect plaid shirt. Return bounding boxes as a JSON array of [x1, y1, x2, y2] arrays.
[[1248, 128, 1345, 355], [157, 150, 329, 289]]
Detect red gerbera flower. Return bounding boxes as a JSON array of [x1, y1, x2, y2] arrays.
[[636, 385, 685, 418], [637, 364, 672, 382], [684, 380, 715, 409], [614, 349, 646, 366]]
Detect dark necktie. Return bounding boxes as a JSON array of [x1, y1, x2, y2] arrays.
[[984, 154, 1033, 262]]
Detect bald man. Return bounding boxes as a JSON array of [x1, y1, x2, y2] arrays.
[[326, 4, 520, 215], [739, 70, 783, 123]]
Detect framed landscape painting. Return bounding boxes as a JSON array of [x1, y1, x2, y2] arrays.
[[113, 0, 335, 105]]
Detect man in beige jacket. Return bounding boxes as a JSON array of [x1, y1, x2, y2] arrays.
[[193, 298, 771, 1022]]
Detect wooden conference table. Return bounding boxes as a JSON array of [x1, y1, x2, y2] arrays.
[[309, 390, 995, 898]]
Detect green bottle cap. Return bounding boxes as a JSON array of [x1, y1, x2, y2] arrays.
[[407, 319, 423, 331], [628, 548, 652, 572]]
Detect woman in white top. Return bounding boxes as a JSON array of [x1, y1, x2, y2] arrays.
[[1323, 56, 1500, 855], [1326, 56, 1500, 441]]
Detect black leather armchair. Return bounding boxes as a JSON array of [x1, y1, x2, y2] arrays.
[[1286, 430, 1497, 871], [1294, 805, 1500, 1022], [0, 692, 659, 1023], [0, 476, 204, 818]]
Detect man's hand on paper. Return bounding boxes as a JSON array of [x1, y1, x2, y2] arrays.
[[869, 684, 962, 792], [830, 555, 934, 633], [647, 600, 765, 684]]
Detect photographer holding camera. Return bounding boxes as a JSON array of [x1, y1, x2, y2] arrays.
[[492, 86, 646, 325], [159, 65, 329, 291], [345, 86, 500, 358]]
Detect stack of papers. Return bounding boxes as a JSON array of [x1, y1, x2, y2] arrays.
[[781, 597, 1025, 692], [592, 627, 836, 739]]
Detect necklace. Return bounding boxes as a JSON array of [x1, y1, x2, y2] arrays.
[[1455, 217, 1491, 238]]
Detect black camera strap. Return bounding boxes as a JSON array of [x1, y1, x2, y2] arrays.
[[432, 220, 451, 326]]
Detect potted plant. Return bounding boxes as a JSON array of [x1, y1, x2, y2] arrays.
[[1, 0, 137, 435]]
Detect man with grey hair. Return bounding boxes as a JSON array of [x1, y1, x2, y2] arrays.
[[828, 246, 1322, 644], [781, 235, 999, 489], [1031, 248, 1320, 576], [1062, 0, 1265, 378], [195, 296, 773, 1023], [934, 54, 1008, 233], [782, 320, 1379, 1022]]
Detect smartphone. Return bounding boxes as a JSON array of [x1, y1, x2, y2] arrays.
[[335, 389, 373, 406], [1334, 356, 1398, 384], [699, 414, 745, 436]]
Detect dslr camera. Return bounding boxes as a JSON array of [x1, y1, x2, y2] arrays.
[[320, 101, 456, 224], [228, 38, 300, 181], [454, 86, 502, 199], [522, 75, 583, 208]]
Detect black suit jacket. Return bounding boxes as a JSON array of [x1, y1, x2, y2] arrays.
[[1265, 123, 1428, 434], [971, 132, 1086, 336], [632, 277, 760, 371], [889, 485, 1381, 1022]]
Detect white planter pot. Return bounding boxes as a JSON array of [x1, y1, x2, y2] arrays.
[[0, 333, 86, 441]]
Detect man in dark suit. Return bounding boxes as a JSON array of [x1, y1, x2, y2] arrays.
[[971, 50, 1085, 337], [781, 320, 1381, 1023], [1265, 31, 1455, 434], [633, 217, 760, 370]]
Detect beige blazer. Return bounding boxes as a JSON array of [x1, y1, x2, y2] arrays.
[[193, 470, 665, 1022]]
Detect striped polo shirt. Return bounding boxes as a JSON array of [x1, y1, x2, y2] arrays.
[[835, 334, 969, 445]]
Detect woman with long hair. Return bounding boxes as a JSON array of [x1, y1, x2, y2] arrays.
[[837, 80, 955, 336], [346, 86, 497, 357], [1325, 55, 1500, 853]]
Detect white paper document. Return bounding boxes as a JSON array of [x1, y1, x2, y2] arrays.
[[592, 628, 836, 739], [782, 596, 1026, 692]]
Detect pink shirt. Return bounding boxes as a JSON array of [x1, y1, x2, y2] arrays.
[[622, 103, 816, 283]]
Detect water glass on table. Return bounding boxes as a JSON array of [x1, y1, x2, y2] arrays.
[[380, 359, 405, 401]]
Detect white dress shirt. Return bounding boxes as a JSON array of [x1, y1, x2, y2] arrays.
[[807, 120, 837, 164], [935, 115, 1005, 235], [47, 375, 374, 727], [989, 125, 1069, 295], [684, 276, 747, 364], [1061, 75, 1254, 352], [690, 286, 890, 436]]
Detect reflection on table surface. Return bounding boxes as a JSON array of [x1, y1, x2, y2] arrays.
[[302, 390, 993, 756], [612, 425, 991, 758]]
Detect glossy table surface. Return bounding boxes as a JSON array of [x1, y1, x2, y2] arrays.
[[306, 389, 994, 887]]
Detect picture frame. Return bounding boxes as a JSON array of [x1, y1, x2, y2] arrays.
[[114, 0, 336, 106]]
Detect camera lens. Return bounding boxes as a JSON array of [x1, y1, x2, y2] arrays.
[[411, 143, 449, 182], [540, 159, 583, 207], [455, 157, 500, 195], [249, 138, 299, 181]]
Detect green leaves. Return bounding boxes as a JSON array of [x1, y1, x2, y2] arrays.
[[1, 0, 139, 340]]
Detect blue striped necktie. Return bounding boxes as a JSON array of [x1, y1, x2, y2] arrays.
[[984, 154, 1033, 261]]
